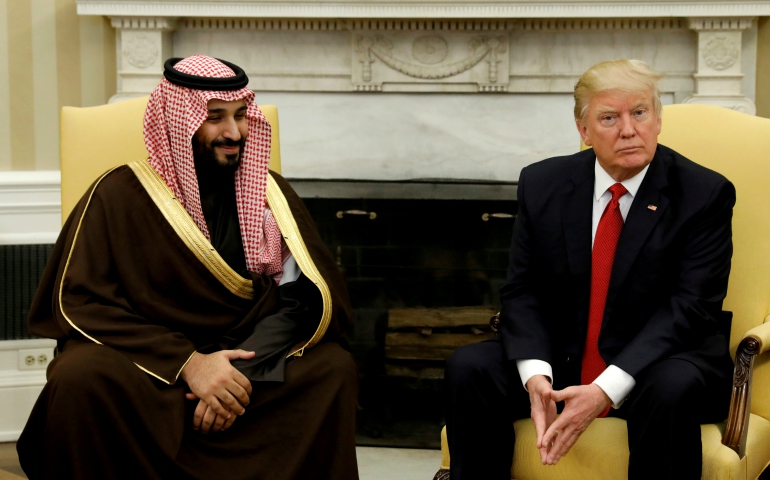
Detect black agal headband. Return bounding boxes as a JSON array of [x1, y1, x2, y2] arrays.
[[163, 57, 249, 91]]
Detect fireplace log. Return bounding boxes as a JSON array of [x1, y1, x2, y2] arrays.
[[385, 306, 497, 378], [388, 306, 498, 329]]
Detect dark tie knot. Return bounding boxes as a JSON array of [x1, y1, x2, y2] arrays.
[[608, 183, 628, 202]]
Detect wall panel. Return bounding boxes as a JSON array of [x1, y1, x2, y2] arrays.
[[0, 0, 10, 171], [31, 0, 59, 171], [7, 0, 34, 171], [0, 0, 115, 172]]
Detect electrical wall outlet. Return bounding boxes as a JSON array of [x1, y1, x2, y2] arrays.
[[18, 347, 54, 370]]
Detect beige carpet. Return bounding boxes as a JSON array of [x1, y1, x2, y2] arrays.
[[0, 443, 24, 479]]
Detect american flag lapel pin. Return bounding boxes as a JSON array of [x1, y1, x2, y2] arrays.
[[647, 204, 658, 211]]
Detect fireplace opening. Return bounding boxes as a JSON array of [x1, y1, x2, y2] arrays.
[[298, 179, 517, 448]]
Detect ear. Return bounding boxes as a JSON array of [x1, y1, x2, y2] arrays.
[[655, 114, 662, 136], [576, 118, 592, 147]]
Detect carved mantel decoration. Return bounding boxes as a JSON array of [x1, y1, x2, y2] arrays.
[[350, 22, 511, 92]]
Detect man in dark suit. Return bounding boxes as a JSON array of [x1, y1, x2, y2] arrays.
[[445, 59, 735, 479]]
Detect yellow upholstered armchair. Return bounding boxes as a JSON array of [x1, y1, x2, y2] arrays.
[[435, 104, 770, 480], [59, 96, 282, 220]]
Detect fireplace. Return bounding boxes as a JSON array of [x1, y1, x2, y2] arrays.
[[295, 178, 516, 447]]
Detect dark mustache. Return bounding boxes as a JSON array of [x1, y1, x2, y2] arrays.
[[211, 138, 245, 148]]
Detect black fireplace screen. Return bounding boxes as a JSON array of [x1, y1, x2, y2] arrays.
[[302, 195, 516, 448]]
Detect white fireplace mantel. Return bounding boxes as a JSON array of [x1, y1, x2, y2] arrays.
[[77, 1, 770, 19], [77, 0, 765, 182]]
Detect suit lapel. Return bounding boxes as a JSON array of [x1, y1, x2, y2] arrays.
[[562, 151, 595, 291], [604, 149, 670, 313]]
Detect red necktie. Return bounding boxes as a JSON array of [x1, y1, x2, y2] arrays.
[[582, 183, 627, 417]]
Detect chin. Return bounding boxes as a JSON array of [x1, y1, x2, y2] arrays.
[[616, 156, 652, 175], [634, 154, 655, 167], [216, 154, 241, 169]]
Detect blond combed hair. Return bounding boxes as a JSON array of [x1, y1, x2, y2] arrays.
[[573, 59, 662, 122]]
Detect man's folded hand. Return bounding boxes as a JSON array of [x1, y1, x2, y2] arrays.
[[540, 384, 612, 465], [527, 374, 558, 465], [180, 350, 255, 420]]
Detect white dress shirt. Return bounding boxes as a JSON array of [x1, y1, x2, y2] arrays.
[[516, 160, 650, 408]]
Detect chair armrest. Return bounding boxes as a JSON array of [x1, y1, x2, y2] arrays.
[[742, 317, 770, 355], [433, 426, 451, 480], [722, 314, 770, 457]]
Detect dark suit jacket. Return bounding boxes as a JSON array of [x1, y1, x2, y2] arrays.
[[499, 144, 735, 390]]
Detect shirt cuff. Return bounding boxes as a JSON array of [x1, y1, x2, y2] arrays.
[[516, 359, 552, 391], [593, 365, 636, 408]]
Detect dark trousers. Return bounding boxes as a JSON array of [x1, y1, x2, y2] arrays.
[[444, 337, 731, 480]]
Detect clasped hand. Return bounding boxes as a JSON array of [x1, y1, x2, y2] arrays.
[[526, 375, 612, 466], [180, 349, 255, 434]]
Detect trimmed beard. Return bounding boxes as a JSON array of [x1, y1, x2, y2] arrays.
[[192, 136, 245, 172]]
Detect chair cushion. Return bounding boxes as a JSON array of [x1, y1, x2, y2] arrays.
[[510, 415, 770, 480], [745, 414, 770, 480], [512, 417, 628, 480]]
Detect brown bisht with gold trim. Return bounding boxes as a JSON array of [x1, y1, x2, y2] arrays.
[[17, 163, 358, 480]]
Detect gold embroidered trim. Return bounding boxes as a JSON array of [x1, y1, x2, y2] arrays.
[[58, 166, 176, 385], [265, 175, 332, 357], [58, 167, 119, 348], [173, 351, 198, 383], [127, 161, 254, 300]]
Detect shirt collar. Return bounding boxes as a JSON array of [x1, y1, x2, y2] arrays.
[[594, 159, 650, 201]]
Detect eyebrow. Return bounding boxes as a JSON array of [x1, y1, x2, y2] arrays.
[[595, 107, 619, 116], [595, 100, 650, 116], [207, 106, 248, 114]]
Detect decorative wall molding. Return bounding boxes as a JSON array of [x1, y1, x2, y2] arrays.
[[181, 18, 347, 30], [348, 19, 513, 31], [682, 94, 756, 114], [77, 1, 770, 20], [688, 17, 755, 31], [353, 32, 509, 91], [702, 34, 741, 70], [110, 16, 177, 30], [0, 171, 61, 245], [175, 17, 690, 32], [123, 33, 161, 68], [122, 13, 751, 97], [684, 16, 756, 114], [519, 18, 685, 31], [114, 18, 175, 99]]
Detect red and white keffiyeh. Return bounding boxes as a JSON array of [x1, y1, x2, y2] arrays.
[[143, 55, 284, 280]]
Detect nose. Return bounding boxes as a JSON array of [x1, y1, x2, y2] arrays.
[[618, 113, 635, 138], [221, 117, 241, 141]]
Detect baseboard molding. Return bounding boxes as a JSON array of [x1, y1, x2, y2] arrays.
[[0, 430, 24, 443], [0, 339, 55, 441], [0, 171, 61, 245]]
